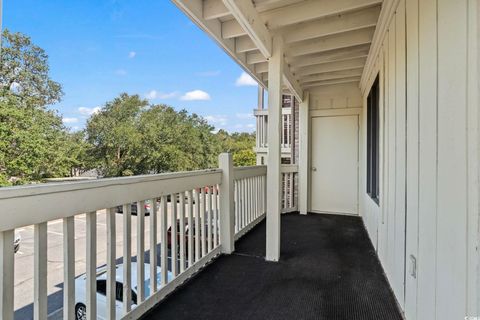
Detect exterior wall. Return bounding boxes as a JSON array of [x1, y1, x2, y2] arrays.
[[361, 0, 479, 319]]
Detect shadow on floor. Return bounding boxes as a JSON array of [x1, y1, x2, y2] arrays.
[[142, 213, 403, 320]]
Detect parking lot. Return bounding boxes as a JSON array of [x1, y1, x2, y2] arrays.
[[13, 209, 173, 319]]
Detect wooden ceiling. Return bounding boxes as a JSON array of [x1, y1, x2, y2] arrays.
[[172, 0, 383, 100]]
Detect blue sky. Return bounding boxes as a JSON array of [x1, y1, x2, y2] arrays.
[[4, 0, 259, 132]]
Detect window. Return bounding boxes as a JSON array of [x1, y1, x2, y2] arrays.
[[115, 282, 138, 305], [367, 75, 380, 204], [96, 280, 107, 296]]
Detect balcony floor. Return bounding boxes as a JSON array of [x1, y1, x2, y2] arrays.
[[143, 213, 403, 320]]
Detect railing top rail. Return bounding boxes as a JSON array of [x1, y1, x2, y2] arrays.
[[0, 169, 222, 231], [233, 165, 267, 180], [281, 164, 298, 173], [0, 169, 221, 200]]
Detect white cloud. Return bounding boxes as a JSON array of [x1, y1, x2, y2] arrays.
[[78, 107, 101, 116], [196, 70, 221, 77], [62, 117, 79, 124], [235, 72, 257, 86], [246, 123, 255, 129], [180, 90, 211, 101], [204, 115, 228, 126], [115, 69, 127, 76], [236, 112, 254, 119], [145, 90, 178, 100], [128, 51, 136, 58]]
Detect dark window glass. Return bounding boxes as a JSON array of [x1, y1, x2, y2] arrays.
[[115, 282, 137, 305], [367, 76, 380, 204], [96, 280, 107, 296]]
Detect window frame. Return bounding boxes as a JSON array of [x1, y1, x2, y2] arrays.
[[366, 75, 380, 205]]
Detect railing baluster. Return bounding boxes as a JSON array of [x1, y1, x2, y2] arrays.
[[249, 178, 253, 224], [207, 186, 213, 252], [86, 212, 97, 320], [201, 188, 207, 257], [240, 179, 247, 229], [63, 217, 75, 320], [106, 208, 116, 320], [179, 192, 186, 273], [137, 201, 145, 303], [160, 196, 168, 286], [149, 199, 158, 294], [234, 181, 239, 233], [171, 194, 178, 276], [122, 204, 132, 314], [194, 190, 201, 262], [34, 223, 47, 320], [213, 185, 218, 247], [187, 190, 194, 267], [0, 230, 14, 320]]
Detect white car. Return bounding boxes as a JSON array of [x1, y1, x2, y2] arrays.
[[74, 262, 173, 320]]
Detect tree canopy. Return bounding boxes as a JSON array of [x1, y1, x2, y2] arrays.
[[0, 29, 257, 186]]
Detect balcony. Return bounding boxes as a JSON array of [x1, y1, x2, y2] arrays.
[[0, 153, 403, 320], [254, 107, 293, 156], [143, 213, 403, 320], [0, 154, 298, 320]]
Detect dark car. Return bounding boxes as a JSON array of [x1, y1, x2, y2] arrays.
[[116, 201, 153, 216]]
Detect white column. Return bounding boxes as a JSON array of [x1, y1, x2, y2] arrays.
[[298, 92, 310, 214], [0, 230, 14, 320], [266, 35, 284, 262], [219, 153, 235, 254]]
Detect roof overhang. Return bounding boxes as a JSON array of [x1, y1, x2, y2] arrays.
[[172, 0, 389, 100]]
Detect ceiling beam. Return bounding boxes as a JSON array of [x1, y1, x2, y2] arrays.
[[288, 27, 375, 57], [303, 76, 361, 88], [222, 19, 245, 39], [247, 51, 267, 64], [172, 0, 265, 88], [203, 0, 230, 20], [283, 61, 303, 102], [222, 0, 272, 57], [288, 44, 370, 68], [282, 5, 381, 44], [296, 57, 367, 76], [299, 68, 364, 84], [236, 36, 258, 53], [255, 62, 268, 74], [222, 0, 303, 101], [262, 0, 382, 30]]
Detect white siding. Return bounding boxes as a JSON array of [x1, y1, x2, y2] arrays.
[[361, 0, 479, 319]]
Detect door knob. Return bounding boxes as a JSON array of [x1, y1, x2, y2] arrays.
[[312, 167, 317, 172]]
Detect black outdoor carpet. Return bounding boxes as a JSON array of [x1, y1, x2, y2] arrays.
[[142, 213, 403, 320]]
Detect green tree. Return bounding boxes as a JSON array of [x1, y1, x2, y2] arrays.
[[0, 93, 75, 184], [0, 29, 63, 108], [0, 30, 90, 186], [215, 130, 256, 166], [86, 93, 147, 177]]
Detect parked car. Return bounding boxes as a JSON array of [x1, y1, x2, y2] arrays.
[[116, 201, 153, 216], [14, 234, 21, 254], [74, 262, 173, 320], [167, 219, 219, 253]]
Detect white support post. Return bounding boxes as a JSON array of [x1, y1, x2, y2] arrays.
[[63, 217, 75, 320], [86, 212, 97, 320], [266, 35, 284, 262], [219, 153, 235, 254], [34, 223, 47, 320], [0, 230, 14, 320], [298, 91, 310, 215]]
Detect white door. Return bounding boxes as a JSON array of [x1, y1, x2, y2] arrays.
[[311, 115, 359, 215]]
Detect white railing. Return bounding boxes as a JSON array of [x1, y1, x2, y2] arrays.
[[281, 165, 298, 213], [0, 154, 266, 320], [254, 107, 292, 153], [233, 166, 267, 240]]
